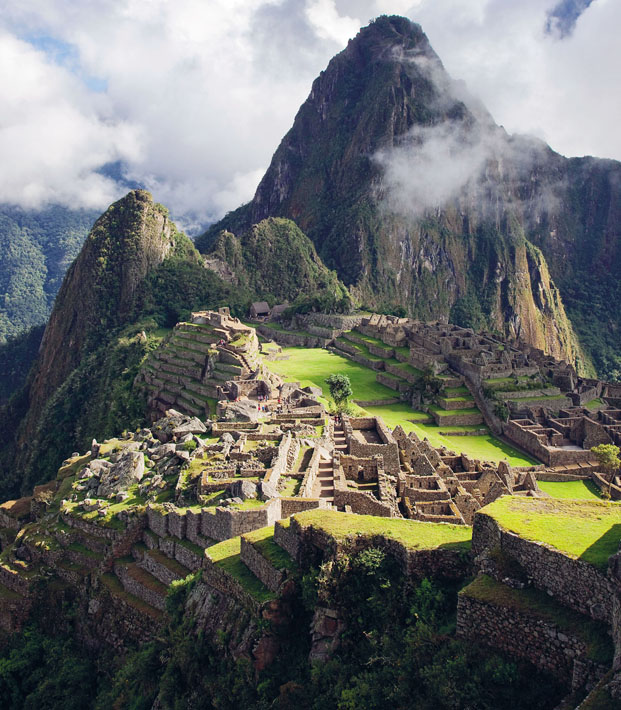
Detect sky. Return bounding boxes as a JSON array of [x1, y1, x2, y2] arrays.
[[0, 0, 618, 231]]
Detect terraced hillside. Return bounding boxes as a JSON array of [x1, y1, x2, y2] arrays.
[[137, 313, 261, 419]]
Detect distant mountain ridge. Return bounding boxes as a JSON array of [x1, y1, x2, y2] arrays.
[[0, 204, 99, 343], [198, 15, 621, 378]]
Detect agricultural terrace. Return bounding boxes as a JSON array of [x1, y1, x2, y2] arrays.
[[480, 497, 621, 570], [537, 480, 602, 500], [263, 347, 536, 466], [290, 509, 472, 550]]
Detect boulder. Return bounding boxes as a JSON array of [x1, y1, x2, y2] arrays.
[[223, 400, 259, 423], [150, 443, 176, 461], [97, 451, 145, 497], [173, 417, 207, 436], [228, 479, 257, 500], [258, 481, 279, 501]]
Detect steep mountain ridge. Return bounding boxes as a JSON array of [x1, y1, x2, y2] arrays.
[[198, 15, 620, 374], [0, 190, 231, 498], [205, 217, 352, 311], [26, 190, 181, 415], [0, 204, 98, 343]]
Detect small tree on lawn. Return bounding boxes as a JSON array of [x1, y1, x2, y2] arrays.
[[326, 373, 353, 413], [591, 443, 621, 498]]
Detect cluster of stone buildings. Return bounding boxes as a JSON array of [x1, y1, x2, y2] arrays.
[[2, 309, 621, 704]]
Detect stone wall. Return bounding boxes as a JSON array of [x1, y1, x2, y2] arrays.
[[285, 515, 472, 582], [345, 417, 400, 475], [473, 512, 615, 622], [265, 431, 293, 488], [201, 500, 282, 541], [431, 411, 484, 427], [456, 583, 607, 688], [202, 556, 262, 615], [333, 489, 393, 517], [274, 521, 301, 562], [240, 537, 285, 592], [280, 497, 325, 517], [114, 563, 166, 612], [340, 454, 380, 482], [299, 447, 321, 498]]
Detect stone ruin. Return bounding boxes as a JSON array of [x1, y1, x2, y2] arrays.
[[136, 308, 280, 420]]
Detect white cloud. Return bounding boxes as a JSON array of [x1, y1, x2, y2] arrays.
[[304, 0, 360, 44], [0, 0, 618, 226]]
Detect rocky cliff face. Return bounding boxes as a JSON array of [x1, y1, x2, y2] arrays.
[[198, 15, 620, 372], [28, 190, 177, 415]]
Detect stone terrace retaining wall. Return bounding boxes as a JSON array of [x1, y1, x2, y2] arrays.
[[202, 555, 263, 615], [473, 512, 615, 623], [148, 501, 283, 544], [456, 586, 607, 688], [201, 500, 282, 541], [258, 326, 326, 349], [274, 521, 301, 562], [114, 563, 166, 612], [280, 497, 326, 517], [333, 489, 393, 517], [431, 411, 484, 427], [284, 515, 472, 581], [240, 537, 285, 593]]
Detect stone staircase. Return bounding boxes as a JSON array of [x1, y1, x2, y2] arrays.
[[333, 422, 348, 454], [317, 460, 335, 502]]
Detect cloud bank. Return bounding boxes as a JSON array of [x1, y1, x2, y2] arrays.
[[0, 0, 618, 229]]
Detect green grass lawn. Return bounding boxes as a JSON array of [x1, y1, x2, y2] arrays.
[[293, 509, 471, 550], [538, 480, 602, 500], [363, 407, 538, 465], [263, 347, 537, 466], [263, 346, 396, 402], [480, 496, 621, 570]]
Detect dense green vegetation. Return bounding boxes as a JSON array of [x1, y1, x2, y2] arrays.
[[0, 626, 96, 709], [0, 326, 44, 403], [0, 205, 98, 343], [207, 218, 353, 315], [0, 546, 565, 709]]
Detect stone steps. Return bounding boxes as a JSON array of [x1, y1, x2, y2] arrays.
[[136, 547, 192, 586], [100, 572, 164, 621], [66, 542, 105, 570], [317, 462, 335, 500], [114, 560, 168, 612]]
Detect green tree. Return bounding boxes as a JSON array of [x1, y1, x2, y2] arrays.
[[591, 443, 620, 497], [326, 373, 353, 412]]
